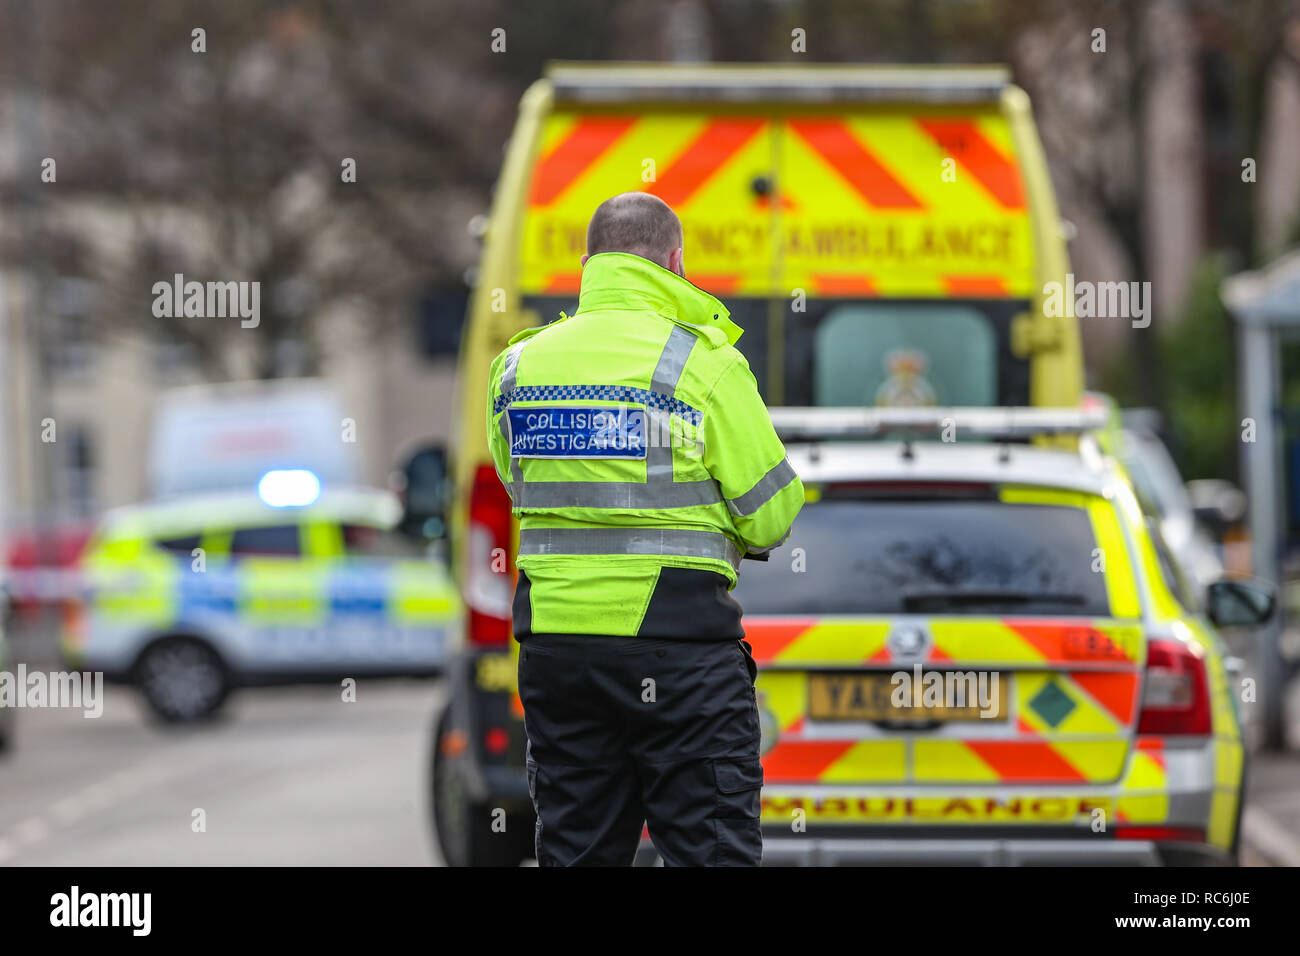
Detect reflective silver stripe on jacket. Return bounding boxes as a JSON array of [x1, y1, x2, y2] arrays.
[[726, 457, 798, 517], [741, 526, 792, 558], [509, 479, 722, 510], [497, 339, 528, 485], [645, 325, 697, 482], [518, 527, 741, 571]]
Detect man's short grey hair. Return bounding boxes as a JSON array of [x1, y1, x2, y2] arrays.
[[586, 192, 684, 267]]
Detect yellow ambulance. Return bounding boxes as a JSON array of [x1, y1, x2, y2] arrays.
[[432, 63, 1082, 865]]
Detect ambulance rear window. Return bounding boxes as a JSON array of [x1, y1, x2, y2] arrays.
[[774, 297, 1030, 407], [812, 303, 996, 406], [734, 498, 1111, 617]]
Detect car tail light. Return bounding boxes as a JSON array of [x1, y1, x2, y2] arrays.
[[1115, 826, 1206, 842], [1136, 639, 1212, 735], [61, 599, 88, 649], [484, 726, 510, 755], [465, 464, 513, 646]]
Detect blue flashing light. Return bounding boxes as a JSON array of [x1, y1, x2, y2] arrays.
[[257, 469, 321, 508]]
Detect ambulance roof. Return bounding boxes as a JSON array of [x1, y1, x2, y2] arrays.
[[545, 62, 1012, 104]]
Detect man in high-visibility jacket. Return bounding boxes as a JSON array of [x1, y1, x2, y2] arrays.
[[487, 191, 803, 866]]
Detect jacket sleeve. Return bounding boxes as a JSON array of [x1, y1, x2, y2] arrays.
[[701, 356, 804, 555]]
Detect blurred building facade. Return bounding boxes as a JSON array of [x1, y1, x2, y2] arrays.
[[3, 0, 1300, 533], [0, 258, 460, 528]]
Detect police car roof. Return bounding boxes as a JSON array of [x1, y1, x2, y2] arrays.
[[783, 441, 1115, 497], [98, 486, 402, 539]]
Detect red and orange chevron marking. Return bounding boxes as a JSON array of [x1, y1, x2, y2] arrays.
[[519, 108, 1037, 299], [747, 616, 1144, 786]]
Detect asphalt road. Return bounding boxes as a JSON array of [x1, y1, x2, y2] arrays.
[[1, 677, 1297, 866], [0, 680, 448, 866]]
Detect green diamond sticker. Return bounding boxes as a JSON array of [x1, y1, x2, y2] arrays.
[[1029, 681, 1076, 728]]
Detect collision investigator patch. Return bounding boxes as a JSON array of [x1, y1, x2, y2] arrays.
[[507, 405, 647, 459]]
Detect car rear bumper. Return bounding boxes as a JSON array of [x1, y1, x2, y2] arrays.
[[748, 735, 1239, 863], [756, 835, 1231, 866], [631, 829, 1232, 866]]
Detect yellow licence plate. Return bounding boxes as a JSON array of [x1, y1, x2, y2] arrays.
[[808, 672, 1007, 722]]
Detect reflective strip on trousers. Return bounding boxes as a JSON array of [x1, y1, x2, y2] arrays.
[[508, 479, 722, 509], [518, 527, 741, 571]]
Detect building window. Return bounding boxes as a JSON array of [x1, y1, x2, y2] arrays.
[[46, 277, 97, 380], [58, 424, 96, 518]]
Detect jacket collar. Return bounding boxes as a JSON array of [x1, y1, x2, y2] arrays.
[[574, 252, 743, 346]]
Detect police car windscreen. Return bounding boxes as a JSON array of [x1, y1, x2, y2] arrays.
[[732, 499, 1111, 617]]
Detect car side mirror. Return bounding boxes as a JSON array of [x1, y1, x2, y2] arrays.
[[394, 443, 449, 541], [1186, 479, 1246, 537], [1206, 578, 1276, 629]]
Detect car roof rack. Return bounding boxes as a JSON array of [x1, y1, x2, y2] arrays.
[[768, 406, 1109, 442]]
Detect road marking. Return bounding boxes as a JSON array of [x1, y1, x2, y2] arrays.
[[1242, 806, 1300, 867], [49, 796, 87, 825], [0, 760, 183, 864], [13, 817, 50, 845]]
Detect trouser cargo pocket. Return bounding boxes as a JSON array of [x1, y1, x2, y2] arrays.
[[738, 640, 758, 686], [713, 755, 763, 866]]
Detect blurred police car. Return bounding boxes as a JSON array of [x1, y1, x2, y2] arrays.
[[720, 406, 1272, 866], [63, 480, 461, 722]]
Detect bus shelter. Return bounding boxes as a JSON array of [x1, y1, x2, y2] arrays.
[[1223, 250, 1300, 750]]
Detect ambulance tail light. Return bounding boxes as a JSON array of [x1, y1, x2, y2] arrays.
[[1136, 639, 1212, 736], [465, 464, 513, 647]]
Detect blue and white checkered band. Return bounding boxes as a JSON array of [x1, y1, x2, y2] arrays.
[[494, 385, 703, 426]]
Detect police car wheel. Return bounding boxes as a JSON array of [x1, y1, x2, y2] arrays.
[[136, 638, 229, 723]]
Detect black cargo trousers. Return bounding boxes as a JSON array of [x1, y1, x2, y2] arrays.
[[517, 634, 764, 866]]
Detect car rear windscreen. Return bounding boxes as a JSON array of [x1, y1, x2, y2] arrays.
[[733, 499, 1112, 617]]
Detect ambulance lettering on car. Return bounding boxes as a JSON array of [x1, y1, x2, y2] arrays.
[[760, 796, 1114, 822]]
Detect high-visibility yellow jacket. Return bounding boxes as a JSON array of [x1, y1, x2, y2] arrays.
[[487, 252, 804, 638]]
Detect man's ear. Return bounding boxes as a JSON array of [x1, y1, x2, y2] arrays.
[[668, 247, 685, 277], [580, 253, 589, 267]]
